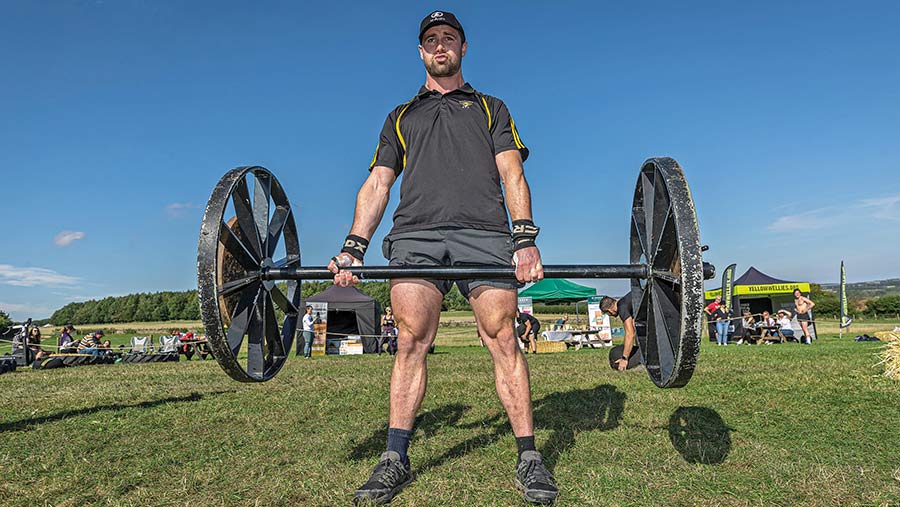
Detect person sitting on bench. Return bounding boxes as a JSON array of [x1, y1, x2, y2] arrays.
[[738, 311, 761, 345], [776, 310, 797, 342]]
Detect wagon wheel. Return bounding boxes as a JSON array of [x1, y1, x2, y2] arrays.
[[198, 166, 301, 382], [630, 158, 703, 388]]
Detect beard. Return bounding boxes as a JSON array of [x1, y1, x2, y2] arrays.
[[425, 54, 461, 78]]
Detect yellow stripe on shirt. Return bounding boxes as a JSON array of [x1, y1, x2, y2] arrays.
[[480, 96, 492, 131], [395, 101, 414, 169], [510, 118, 524, 149]]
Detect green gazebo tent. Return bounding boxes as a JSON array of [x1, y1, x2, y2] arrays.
[[518, 279, 596, 303]]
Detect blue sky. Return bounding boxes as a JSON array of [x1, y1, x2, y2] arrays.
[[2, 1, 899, 320]]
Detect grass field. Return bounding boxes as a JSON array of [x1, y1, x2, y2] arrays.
[[2, 323, 899, 507]]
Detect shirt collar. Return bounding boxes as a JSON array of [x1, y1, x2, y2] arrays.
[[417, 82, 477, 97]]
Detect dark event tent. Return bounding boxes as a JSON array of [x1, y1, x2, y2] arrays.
[[303, 285, 381, 353], [518, 279, 597, 303]]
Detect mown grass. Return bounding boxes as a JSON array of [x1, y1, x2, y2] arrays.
[[1, 331, 898, 507]]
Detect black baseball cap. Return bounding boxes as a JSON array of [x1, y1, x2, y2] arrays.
[[419, 10, 465, 43]]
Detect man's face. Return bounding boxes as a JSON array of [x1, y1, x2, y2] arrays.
[[419, 25, 466, 78], [607, 302, 619, 317], [715, 296, 721, 304], [763, 311, 770, 318]]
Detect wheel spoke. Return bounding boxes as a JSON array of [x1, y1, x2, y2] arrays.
[[267, 206, 291, 258], [651, 281, 679, 379], [232, 177, 263, 259], [631, 213, 650, 261], [264, 293, 286, 359], [225, 283, 260, 356], [253, 171, 272, 257], [218, 274, 259, 297], [651, 173, 671, 259], [652, 207, 678, 270], [641, 280, 659, 375], [246, 293, 266, 378], [274, 255, 300, 269], [634, 283, 652, 363], [641, 169, 656, 259], [219, 221, 261, 271], [270, 285, 299, 315]]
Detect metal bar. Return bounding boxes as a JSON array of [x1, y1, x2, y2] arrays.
[[263, 264, 650, 281]]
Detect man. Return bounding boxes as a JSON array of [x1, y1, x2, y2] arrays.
[[553, 314, 569, 331], [516, 309, 541, 354], [600, 295, 637, 371], [301, 306, 315, 358], [704, 295, 722, 343], [78, 330, 103, 356], [327, 11, 556, 505], [793, 288, 815, 345]]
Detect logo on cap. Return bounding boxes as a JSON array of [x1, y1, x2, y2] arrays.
[[431, 11, 444, 19]]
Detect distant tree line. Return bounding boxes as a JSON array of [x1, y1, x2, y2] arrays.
[[809, 284, 900, 318], [45, 281, 478, 326], [50, 291, 201, 325]]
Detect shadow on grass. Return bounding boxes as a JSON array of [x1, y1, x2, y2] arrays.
[[348, 403, 472, 461], [667, 406, 732, 464], [0, 391, 227, 433], [347, 384, 626, 476]]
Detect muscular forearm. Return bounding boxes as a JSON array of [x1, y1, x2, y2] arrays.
[[496, 150, 532, 221], [622, 318, 636, 357], [349, 168, 394, 239]]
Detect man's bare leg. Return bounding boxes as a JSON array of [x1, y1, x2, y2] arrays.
[[469, 286, 534, 437], [470, 286, 558, 504], [389, 280, 444, 430]]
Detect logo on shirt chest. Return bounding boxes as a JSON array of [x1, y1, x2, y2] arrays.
[[458, 100, 474, 109]]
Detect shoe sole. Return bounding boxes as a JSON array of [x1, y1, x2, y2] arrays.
[[514, 477, 558, 504], [353, 475, 413, 505]]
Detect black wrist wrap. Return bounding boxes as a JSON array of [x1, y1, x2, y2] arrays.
[[341, 234, 369, 261], [511, 219, 540, 251]]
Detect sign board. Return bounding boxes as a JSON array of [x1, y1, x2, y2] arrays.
[[587, 296, 611, 341], [309, 302, 328, 356], [517, 296, 533, 315]]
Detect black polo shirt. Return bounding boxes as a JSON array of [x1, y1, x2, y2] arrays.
[[370, 83, 529, 235], [617, 294, 634, 322]]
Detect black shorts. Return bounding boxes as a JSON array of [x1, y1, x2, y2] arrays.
[[796, 312, 811, 322], [382, 228, 522, 297]]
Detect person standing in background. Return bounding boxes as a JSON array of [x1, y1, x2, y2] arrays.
[[301, 306, 315, 358], [793, 288, 815, 345]]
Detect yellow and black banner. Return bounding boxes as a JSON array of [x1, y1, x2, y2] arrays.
[[840, 261, 852, 329], [721, 264, 736, 310], [705, 282, 811, 299]]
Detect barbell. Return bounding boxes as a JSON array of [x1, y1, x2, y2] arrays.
[[197, 157, 714, 388]]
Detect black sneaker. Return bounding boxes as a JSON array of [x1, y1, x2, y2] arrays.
[[515, 450, 559, 504], [353, 451, 412, 505]]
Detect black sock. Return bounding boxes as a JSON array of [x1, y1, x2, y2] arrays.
[[516, 435, 536, 459], [387, 427, 413, 466]]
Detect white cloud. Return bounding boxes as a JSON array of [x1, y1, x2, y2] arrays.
[[0, 301, 54, 317], [54, 230, 86, 247], [0, 265, 80, 287], [166, 201, 202, 218], [859, 194, 900, 221], [767, 207, 836, 232], [769, 193, 900, 233]]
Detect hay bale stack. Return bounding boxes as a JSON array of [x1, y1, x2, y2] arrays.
[[876, 331, 900, 380]]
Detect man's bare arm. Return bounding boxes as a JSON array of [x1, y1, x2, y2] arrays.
[[349, 166, 397, 239], [617, 317, 637, 371], [496, 149, 543, 283], [329, 166, 396, 286], [495, 150, 531, 221]]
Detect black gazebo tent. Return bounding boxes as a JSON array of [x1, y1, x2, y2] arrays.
[[304, 286, 381, 353]]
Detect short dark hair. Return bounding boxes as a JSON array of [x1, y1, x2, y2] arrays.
[[793, 288, 802, 294], [600, 296, 616, 313], [305, 305, 312, 311]]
